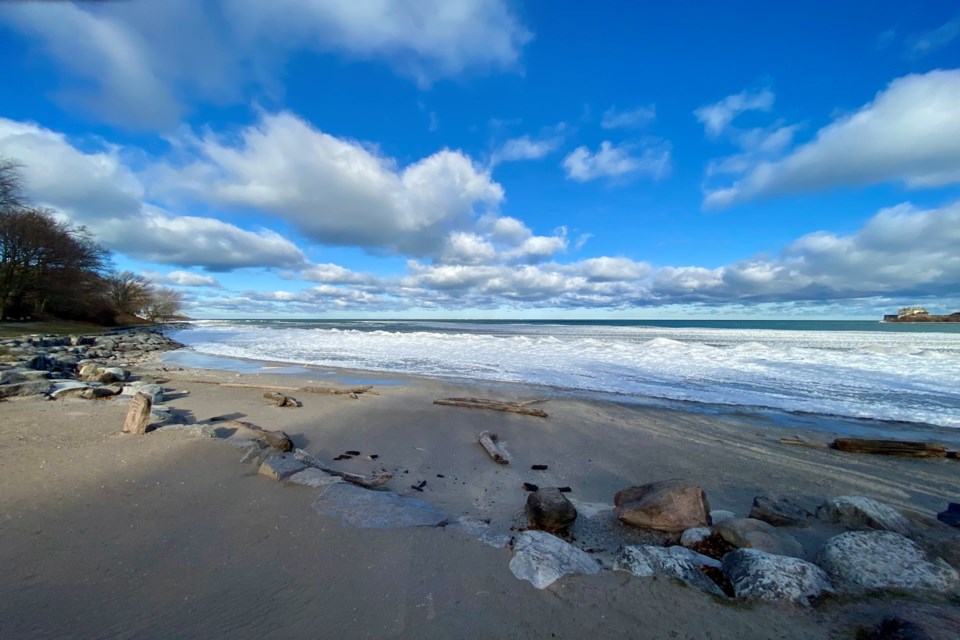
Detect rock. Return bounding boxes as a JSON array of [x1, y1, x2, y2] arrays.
[[526, 488, 578, 532], [615, 545, 723, 595], [749, 493, 811, 527], [287, 468, 344, 490], [866, 617, 936, 640], [937, 503, 960, 529], [714, 518, 803, 557], [722, 549, 833, 606], [121, 383, 163, 404], [81, 386, 117, 399], [509, 530, 600, 589], [101, 366, 128, 381], [446, 517, 511, 549], [122, 392, 152, 435], [816, 531, 960, 593], [614, 480, 711, 532], [680, 527, 712, 548], [50, 381, 93, 399], [0, 368, 47, 384], [709, 510, 735, 524], [312, 482, 448, 529], [258, 455, 308, 481], [817, 496, 911, 535], [150, 405, 172, 421], [0, 379, 52, 398]]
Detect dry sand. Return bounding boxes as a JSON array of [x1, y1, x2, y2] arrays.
[[1, 361, 958, 639]]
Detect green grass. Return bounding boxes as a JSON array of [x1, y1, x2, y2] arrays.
[[0, 320, 110, 339]]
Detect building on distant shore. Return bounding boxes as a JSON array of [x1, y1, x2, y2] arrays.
[[896, 306, 928, 317]]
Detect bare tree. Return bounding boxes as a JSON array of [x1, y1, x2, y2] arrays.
[[142, 286, 185, 322], [106, 270, 154, 316], [0, 157, 26, 214]]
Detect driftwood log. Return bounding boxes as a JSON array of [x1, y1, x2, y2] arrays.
[[224, 420, 294, 452], [263, 391, 302, 407], [478, 430, 511, 464], [434, 397, 549, 418], [830, 438, 949, 458], [183, 380, 376, 395]]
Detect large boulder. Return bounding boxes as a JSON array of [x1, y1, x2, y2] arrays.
[[816, 496, 911, 535], [526, 488, 577, 532], [714, 518, 803, 557], [509, 530, 600, 589], [615, 545, 723, 595], [0, 368, 48, 384], [614, 480, 711, 532], [749, 493, 811, 527], [816, 531, 959, 594], [50, 382, 93, 399], [722, 549, 833, 606], [0, 379, 52, 398]]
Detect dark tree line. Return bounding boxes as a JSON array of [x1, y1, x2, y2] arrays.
[[0, 157, 184, 323]]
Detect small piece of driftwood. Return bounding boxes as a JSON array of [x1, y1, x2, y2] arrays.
[[263, 391, 301, 408], [478, 430, 511, 464], [434, 397, 549, 418], [830, 437, 948, 458]]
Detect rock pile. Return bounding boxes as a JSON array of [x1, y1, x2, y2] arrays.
[[0, 328, 183, 403]]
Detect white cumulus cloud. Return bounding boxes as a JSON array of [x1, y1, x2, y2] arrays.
[[562, 141, 671, 183], [704, 70, 960, 208]]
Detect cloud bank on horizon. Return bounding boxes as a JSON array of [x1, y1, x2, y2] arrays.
[[0, 0, 958, 318]]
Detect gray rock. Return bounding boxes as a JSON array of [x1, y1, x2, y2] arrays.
[[81, 386, 117, 399], [615, 545, 723, 595], [150, 405, 172, 421], [816, 531, 960, 593], [526, 488, 578, 532], [722, 548, 833, 605], [101, 366, 128, 381], [509, 530, 600, 589], [715, 518, 803, 557], [749, 494, 811, 527], [312, 483, 449, 529], [680, 527, 712, 548], [709, 509, 735, 524], [287, 468, 344, 490], [817, 496, 911, 535], [0, 368, 48, 384], [50, 381, 93, 399], [258, 455, 308, 481], [0, 379, 52, 398], [121, 382, 163, 404]]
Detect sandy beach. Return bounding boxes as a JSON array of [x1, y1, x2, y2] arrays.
[[2, 353, 959, 639]]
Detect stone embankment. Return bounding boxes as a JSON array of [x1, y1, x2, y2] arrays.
[[0, 327, 184, 403]]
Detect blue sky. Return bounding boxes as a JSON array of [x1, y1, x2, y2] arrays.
[[1, 0, 959, 319]]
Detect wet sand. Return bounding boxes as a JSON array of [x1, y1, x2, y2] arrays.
[[1, 361, 958, 639]]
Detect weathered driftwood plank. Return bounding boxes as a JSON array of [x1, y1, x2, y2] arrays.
[[434, 397, 549, 418], [478, 430, 511, 464], [830, 437, 948, 458], [291, 448, 393, 488], [182, 379, 376, 395], [122, 391, 152, 434]]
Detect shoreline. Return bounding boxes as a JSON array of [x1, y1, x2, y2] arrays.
[[162, 347, 960, 446], [2, 330, 960, 638]]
